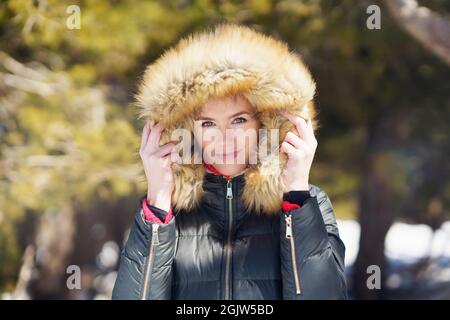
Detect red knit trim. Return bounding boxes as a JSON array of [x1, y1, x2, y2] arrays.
[[281, 200, 301, 212], [142, 197, 173, 224], [203, 162, 231, 180]]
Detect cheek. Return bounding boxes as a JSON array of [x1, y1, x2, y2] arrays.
[[194, 126, 206, 142], [193, 128, 204, 151], [194, 128, 218, 151], [246, 135, 259, 153], [247, 123, 261, 149], [239, 130, 259, 156]]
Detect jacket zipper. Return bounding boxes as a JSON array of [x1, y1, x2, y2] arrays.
[[224, 178, 233, 300], [141, 223, 159, 300], [285, 213, 301, 295]]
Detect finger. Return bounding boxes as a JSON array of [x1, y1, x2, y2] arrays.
[[160, 155, 171, 169], [307, 118, 315, 138], [307, 118, 318, 149], [279, 141, 297, 156], [280, 111, 315, 147], [279, 110, 306, 139], [292, 115, 310, 142], [305, 116, 315, 134], [140, 121, 151, 150], [167, 150, 182, 164], [284, 131, 302, 149], [147, 122, 165, 150], [154, 142, 176, 157], [161, 150, 182, 168], [284, 131, 312, 153]]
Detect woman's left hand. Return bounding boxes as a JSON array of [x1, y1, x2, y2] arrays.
[[279, 110, 318, 192]]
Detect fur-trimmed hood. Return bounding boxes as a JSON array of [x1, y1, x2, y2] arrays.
[[136, 23, 318, 215]]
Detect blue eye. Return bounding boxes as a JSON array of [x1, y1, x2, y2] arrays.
[[201, 121, 215, 127], [232, 117, 247, 124]]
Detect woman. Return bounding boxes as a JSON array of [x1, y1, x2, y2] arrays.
[[112, 23, 347, 300]]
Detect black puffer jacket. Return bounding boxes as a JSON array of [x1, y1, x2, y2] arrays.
[[113, 24, 348, 300], [112, 170, 347, 300]]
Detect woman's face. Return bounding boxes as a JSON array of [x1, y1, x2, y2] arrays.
[[194, 94, 261, 176]]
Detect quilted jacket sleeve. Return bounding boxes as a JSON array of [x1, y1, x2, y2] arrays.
[[279, 184, 348, 299], [112, 196, 177, 300]]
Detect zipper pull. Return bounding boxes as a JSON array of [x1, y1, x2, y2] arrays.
[[152, 223, 159, 245], [226, 179, 233, 199], [285, 214, 293, 239]]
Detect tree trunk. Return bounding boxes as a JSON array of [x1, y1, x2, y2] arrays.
[[352, 115, 401, 299], [353, 154, 396, 299]]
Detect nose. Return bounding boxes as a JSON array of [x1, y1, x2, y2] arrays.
[[217, 127, 237, 152]]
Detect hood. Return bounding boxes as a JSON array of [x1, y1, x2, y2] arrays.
[[135, 23, 318, 215]]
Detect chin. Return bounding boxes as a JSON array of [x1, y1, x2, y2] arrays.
[[212, 163, 248, 175]]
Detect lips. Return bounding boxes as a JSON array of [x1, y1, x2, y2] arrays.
[[215, 150, 241, 158]]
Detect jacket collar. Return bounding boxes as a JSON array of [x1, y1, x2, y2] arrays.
[[203, 162, 249, 181]]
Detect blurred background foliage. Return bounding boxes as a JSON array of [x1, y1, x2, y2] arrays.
[[0, 0, 449, 299]]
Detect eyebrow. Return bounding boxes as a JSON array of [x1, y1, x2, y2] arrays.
[[195, 111, 251, 121]]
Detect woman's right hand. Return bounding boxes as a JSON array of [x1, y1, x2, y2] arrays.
[[139, 121, 181, 213]]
